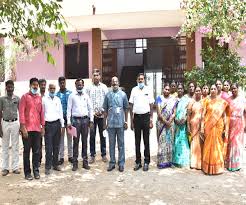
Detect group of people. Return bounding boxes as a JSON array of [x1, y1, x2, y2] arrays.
[[0, 71, 245, 180], [156, 80, 246, 175]]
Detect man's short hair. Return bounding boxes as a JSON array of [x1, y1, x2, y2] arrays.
[[92, 68, 100, 75], [58, 76, 66, 83], [38, 79, 46, 85], [30, 78, 39, 85], [5, 80, 14, 87], [75, 78, 84, 84], [137, 73, 145, 79]]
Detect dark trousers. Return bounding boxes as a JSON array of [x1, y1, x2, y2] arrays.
[[44, 120, 61, 170], [90, 117, 106, 157], [133, 113, 150, 164], [39, 137, 42, 163], [72, 117, 89, 164], [22, 131, 41, 176]]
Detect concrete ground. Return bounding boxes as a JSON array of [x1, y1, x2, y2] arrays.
[[0, 122, 246, 205]]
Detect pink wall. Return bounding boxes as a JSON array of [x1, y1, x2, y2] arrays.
[[16, 31, 92, 81], [15, 27, 181, 81]]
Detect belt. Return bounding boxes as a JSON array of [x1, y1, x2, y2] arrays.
[[45, 119, 59, 124], [3, 118, 18, 122], [134, 113, 150, 116], [73, 116, 88, 119]]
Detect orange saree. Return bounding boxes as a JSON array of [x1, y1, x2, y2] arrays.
[[202, 98, 228, 175], [188, 99, 203, 169]]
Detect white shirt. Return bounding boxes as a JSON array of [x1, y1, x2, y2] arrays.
[[86, 82, 108, 114], [67, 91, 93, 125], [42, 95, 64, 127], [129, 85, 154, 114]]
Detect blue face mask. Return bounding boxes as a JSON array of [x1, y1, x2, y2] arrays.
[[138, 82, 144, 89], [49, 92, 55, 98], [31, 88, 38, 95]]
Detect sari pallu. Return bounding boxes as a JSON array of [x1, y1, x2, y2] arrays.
[[156, 95, 177, 168], [202, 98, 228, 175], [226, 96, 246, 171], [173, 95, 191, 167]]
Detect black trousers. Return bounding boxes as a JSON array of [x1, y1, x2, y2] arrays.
[[39, 137, 42, 163], [90, 116, 106, 157], [44, 120, 61, 170], [133, 113, 150, 164], [72, 117, 89, 164], [22, 131, 41, 176]]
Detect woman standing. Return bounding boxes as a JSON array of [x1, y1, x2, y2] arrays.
[[156, 84, 177, 168], [226, 83, 246, 171], [187, 86, 203, 169], [221, 80, 232, 101], [201, 85, 228, 175], [173, 83, 192, 167]]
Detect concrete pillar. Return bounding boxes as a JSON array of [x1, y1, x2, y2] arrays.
[[92, 28, 102, 74], [186, 33, 196, 70]]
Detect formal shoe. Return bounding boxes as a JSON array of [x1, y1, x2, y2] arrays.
[[13, 169, 20, 174], [53, 166, 62, 171], [45, 169, 50, 175], [133, 163, 142, 171], [68, 157, 74, 164], [58, 158, 64, 165], [72, 164, 78, 171], [34, 173, 40, 179], [143, 163, 149, 171], [82, 162, 90, 170], [102, 156, 108, 163], [89, 156, 95, 164], [2, 169, 9, 176], [119, 166, 124, 172], [25, 174, 33, 180], [107, 165, 115, 172]]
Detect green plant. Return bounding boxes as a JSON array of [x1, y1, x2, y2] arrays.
[[0, 0, 67, 64], [185, 46, 246, 87]]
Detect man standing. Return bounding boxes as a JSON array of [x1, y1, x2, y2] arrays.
[[38, 78, 46, 166], [86, 71, 108, 164], [19, 78, 45, 180], [103, 77, 128, 172], [43, 84, 64, 175], [67, 78, 93, 171], [0, 80, 20, 176], [129, 73, 154, 171], [56, 77, 73, 165]]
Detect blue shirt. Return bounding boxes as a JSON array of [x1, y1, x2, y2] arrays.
[[103, 89, 129, 128], [56, 89, 72, 117]]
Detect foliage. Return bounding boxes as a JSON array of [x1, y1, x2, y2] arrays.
[[0, 0, 67, 64], [184, 46, 246, 88], [179, 0, 246, 46]]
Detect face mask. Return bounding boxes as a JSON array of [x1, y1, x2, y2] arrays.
[[77, 88, 83, 94], [138, 82, 144, 89], [49, 92, 55, 98], [31, 88, 38, 95]]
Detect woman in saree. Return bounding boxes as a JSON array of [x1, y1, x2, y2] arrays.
[[173, 83, 192, 167], [156, 84, 177, 168], [187, 86, 203, 169], [201, 85, 229, 175], [226, 83, 246, 171]]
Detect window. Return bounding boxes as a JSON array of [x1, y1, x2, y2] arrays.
[[135, 39, 147, 54]]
